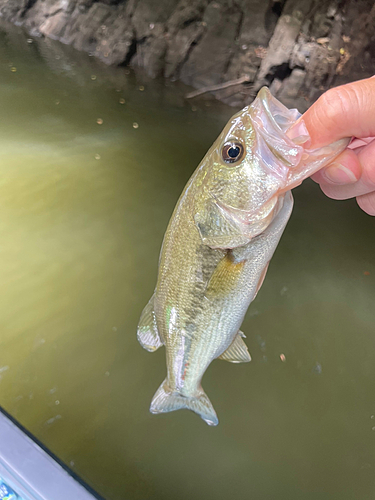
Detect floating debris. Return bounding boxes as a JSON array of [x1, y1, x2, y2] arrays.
[[119, 98, 125, 104], [55, 100, 60, 105], [96, 118, 103, 125], [139, 85, 145, 91], [34, 337, 46, 348], [280, 354, 286, 362], [70, 461, 75, 467], [191, 106, 197, 112], [339, 47, 345, 55], [55, 400, 60, 406], [91, 75, 97, 81], [27, 38, 33, 44], [112, 326, 117, 332], [312, 362, 322, 374], [364, 271, 370, 276], [10, 67, 17, 73], [95, 153, 101, 160], [133, 122, 139, 129], [46, 415, 62, 425], [105, 371, 110, 377], [257, 335, 266, 352]]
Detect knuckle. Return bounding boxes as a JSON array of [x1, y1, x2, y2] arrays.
[[318, 87, 354, 125]]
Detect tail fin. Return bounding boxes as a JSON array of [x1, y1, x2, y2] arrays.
[[150, 379, 218, 426]]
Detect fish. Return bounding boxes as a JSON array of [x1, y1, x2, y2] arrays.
[[137, 87, 348, 426]]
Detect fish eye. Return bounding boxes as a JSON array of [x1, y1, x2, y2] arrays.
[[221, 141, 245, 164]]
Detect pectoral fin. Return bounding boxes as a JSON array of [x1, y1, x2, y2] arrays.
[[218, 331, 251, 363], [205, 252, 246, 298], [137, 294, 163, 352]]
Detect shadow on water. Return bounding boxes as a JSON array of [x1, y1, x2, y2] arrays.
[[0, 19, 374, 500]]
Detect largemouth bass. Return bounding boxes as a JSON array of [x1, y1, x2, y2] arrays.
[[137, 87, 348, 426]]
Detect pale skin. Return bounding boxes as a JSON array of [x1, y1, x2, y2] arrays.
[[287, 77, 375, 216]]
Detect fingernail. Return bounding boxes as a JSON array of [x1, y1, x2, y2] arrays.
[[323, 163, 358, 185], [286, 119, 311, 147]]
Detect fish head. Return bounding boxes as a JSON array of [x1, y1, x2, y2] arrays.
[[194, 87, 349, 249]]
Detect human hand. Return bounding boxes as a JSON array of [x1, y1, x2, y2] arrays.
[[288, 77, 375, 215]]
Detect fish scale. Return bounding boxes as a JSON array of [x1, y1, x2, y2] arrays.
[[137, 87, 349, 426]]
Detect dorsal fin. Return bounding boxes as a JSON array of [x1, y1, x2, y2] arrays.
[[218, 331, 251, 363], [137, 294, 163, 352]]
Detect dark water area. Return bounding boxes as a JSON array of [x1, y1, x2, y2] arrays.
[[0, 21, 374, 500]]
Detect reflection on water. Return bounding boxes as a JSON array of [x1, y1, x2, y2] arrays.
[[0, 20, 374, 500]]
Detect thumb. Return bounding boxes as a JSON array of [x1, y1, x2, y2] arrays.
[[288, 77, 375, 149]]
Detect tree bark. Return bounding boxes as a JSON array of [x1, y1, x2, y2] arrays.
[[0, 0, 373, 109]]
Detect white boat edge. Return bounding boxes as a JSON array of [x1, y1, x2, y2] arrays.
[[0, 409, 102, 500]]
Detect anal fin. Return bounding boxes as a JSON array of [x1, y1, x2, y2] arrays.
[[218, 331, 251, 363], [137, 294, 163, 352]]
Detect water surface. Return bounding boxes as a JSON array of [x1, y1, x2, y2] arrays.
[[0, 21, 374, 500]]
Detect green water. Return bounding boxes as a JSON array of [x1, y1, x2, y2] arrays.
[[0, 21, 374, 500]]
